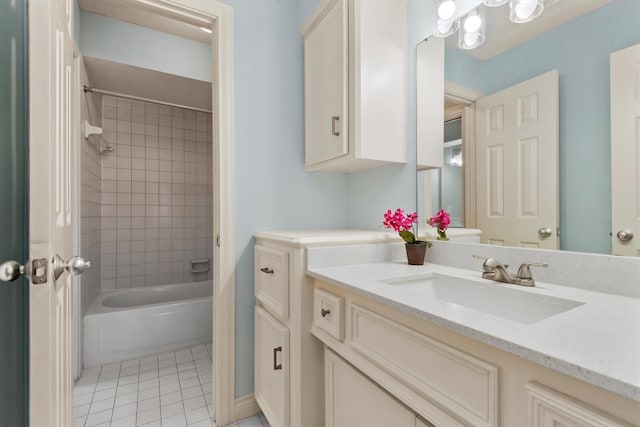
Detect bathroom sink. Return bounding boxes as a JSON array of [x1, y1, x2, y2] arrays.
[[379, 273, 584, 324]]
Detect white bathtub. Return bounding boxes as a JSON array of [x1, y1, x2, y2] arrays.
[[84, 281, 212, 367]]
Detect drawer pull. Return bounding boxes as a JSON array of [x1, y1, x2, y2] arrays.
[[331, 115, 340, 136], [273, 346, 282, 371], [321, 308, 331, 318], [260, 267, 274, 274]]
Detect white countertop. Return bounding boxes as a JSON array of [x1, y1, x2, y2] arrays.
[[254, 229, 400, 247], [306, 261, 640, 402]]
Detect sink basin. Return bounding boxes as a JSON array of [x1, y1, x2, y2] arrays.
[[379, 273, 584, 324]]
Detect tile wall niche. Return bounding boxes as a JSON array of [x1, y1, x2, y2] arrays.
[[80, 60, 103, 315], [100, 95, 213, 290]]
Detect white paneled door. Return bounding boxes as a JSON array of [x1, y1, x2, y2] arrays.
[[29, 0, 78, 424], [611, 44, 640, 257], [475, 70, 559, 249]]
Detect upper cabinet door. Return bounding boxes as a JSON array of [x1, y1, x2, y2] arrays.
[[304, 0, 349, 168], [301, 0, 408, 173], [475, 70, 559, 250], [610, 43, 640, 257]]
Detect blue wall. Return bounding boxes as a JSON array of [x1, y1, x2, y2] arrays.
[[224, 0, 349, 397], [444, 0, 640, 253], [79, 12, 212, 82]]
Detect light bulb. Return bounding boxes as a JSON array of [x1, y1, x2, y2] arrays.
[[515, 1, 536, 19], [509, 0, 544, 23], [437, 19, 454, 34], [438, 0, 456, 20], [464, 32, 479, 46], [463, 11, 482, 33]]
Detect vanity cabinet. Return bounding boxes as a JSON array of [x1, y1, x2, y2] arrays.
[[255, 305, 289, 427], [311, 281, 639, 427], [253, 231, 399, 427], [301, 0, 408, 172]]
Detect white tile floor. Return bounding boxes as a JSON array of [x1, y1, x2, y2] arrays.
[[73, 343, 270, 427]]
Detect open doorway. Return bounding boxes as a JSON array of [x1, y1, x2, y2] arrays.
[[65, 0, 236, 425]]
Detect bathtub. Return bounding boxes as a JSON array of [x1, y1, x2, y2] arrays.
[[84, 281, 212, 367]]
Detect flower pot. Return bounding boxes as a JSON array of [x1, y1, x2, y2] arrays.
[[405, 242, 427, 265]]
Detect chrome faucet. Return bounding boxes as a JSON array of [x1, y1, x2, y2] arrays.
[[473, 255, 548, 287]]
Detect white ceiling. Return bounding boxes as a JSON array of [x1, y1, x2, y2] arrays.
[[446, 0, 613, 60], [83, 57, 212, 111], [78, 0, 212, 44]]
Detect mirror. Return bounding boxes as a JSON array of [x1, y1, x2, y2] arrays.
[[417, 0, 640, 255]]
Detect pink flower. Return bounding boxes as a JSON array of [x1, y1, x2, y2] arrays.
[[382, 209, 417, 232], [428, 209, 451, 231]]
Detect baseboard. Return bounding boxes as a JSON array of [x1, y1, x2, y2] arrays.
[[234, 393, 261, 421]]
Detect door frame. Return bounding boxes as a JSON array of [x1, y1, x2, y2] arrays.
[[68, 0, 239, 424], [444, 81, 482, 229]]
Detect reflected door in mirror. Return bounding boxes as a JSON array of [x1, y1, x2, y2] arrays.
[[476, 70, 559, 249], [611, 43, 640, 257]]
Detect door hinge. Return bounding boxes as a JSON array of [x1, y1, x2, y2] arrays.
[[32, 258, 48, 284], [216, 234, 220, 247]]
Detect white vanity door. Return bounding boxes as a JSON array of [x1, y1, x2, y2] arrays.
[[611, 43, 640, 257], [476, 70, 559, 249], [325, 349, 416, 427]]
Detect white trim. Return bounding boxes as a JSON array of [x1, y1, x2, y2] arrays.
[[72, 48, 83, 383], [234, 394, 261, 421], [444, 81, 483, 105], [444, 82, 480, 230], [120, 1, 236, 424]]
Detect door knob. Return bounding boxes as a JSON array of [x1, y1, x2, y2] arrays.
[[0, 261, 27, 282], [53, 255, 90, 280], [616, 230, 634, 242], [538, 227, 552, 237]]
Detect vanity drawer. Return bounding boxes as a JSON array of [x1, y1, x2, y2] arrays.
[[313, 288, 344, 341], [255, 245, 289, 321], [348, 304, 499, 427]]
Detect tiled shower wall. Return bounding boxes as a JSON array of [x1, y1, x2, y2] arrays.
[[80, 60, 103, 315], [100, 95, 213, 290]]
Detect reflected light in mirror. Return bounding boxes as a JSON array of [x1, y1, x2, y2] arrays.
[[510, 0, 544, 23]]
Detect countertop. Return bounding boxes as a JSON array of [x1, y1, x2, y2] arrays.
[[307, 261, 640, 402]]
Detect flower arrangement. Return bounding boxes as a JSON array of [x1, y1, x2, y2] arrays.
[[382, 209, 432, 246], [427, 209, 451, 240]]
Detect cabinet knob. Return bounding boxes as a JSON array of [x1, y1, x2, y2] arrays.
[[321, 308, 331, 318]]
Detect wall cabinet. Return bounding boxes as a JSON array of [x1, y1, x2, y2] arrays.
[[311, 281, 639, 427], [301, 0, 408, 172]]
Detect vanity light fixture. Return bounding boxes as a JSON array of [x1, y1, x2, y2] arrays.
[[434, 0, 460, 37], [200, 27, 212, 34], [459, 8, 486, 50], [509, 0, 544, 23], [433, 0, 545, 49]]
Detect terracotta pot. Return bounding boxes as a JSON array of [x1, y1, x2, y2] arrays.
[[405, 242, 427, 265]]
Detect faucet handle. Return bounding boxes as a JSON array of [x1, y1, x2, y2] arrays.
[[473, 254, 507, 271], [517, 262, 548, 279]]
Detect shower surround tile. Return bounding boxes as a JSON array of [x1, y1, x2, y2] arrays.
[[100, 95, 213, 290]]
